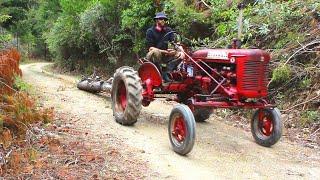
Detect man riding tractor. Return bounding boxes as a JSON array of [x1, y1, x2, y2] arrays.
[[146, 12, 184, 82], [110, 8, 283, 155]]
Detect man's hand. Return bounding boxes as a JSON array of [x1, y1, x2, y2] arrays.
[[149, 47, 179, 57], [149, 47, 166, 53], [175, 51, 185, 59], [165, 49, 176, 56], [148, 47, 157, 52], [149, 47, 174, 55]]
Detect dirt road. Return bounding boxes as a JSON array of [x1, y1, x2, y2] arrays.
[[21, 62, 320, 179]]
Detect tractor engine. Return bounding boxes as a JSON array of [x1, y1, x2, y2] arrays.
[[191, 49, 270, 100]]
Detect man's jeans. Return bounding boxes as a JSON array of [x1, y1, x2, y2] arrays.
[[146, 49, 181, 82]]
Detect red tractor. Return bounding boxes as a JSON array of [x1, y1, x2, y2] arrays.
[[111, 35, 282, 155]]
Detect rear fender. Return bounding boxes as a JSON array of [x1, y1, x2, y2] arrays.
[[138, 62, 162, 87]]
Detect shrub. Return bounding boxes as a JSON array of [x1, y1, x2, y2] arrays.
[[13, 75, 32, 92], [0, 48, 52, 137], [1, 92, 54, 136], [301, 110, 320, 126], [271, 64, 291, 84], [121, 0, 154, 54], [0, 49, 22, 94], [299, 77, 312, 89]]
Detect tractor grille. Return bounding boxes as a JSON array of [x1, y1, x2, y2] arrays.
[[242, 59, 268, 91]]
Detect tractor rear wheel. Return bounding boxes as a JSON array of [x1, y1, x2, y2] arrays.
[[168, 104, 196, 155], [251, 108, 282, 147], [111, 66, 142, 126], [193, 108, 212, 122]]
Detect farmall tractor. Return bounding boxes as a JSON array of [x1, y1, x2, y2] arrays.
[[111, 34, 283, 155], [111, 5, 282, 155]]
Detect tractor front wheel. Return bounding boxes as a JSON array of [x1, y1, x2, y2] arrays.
[[111, 66, 142, 126], [251, 108, 282, 147], [168, 104, 196, 155]]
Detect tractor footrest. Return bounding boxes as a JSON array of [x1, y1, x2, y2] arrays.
[[208, 97, 229, 101], [162, 81, 183, 86]]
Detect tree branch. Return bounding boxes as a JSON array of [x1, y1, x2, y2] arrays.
[[0, 79, 17, 93], [284, 40, 320, 65], [283, 93, 320, 112], [200, 0, 212, 9]]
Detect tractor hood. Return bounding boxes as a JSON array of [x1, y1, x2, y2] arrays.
[[191, 49, 270, 62]]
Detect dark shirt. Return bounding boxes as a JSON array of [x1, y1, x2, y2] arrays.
[[146, 26, 174, 50]]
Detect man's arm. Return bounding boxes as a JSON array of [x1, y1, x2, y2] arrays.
[[146, 29, 169, 54], [146, 29, 156, 51], [167, 27, 175, 43]]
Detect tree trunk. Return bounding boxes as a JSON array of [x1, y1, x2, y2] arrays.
[[0, 117, 3, 133], [44, 43, 47, 60]]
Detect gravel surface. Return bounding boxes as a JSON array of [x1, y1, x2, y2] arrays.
[[21, 62, 320, 179]]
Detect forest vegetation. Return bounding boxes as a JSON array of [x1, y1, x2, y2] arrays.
[[0, 0, 319, 177], [0, 0, 319, 145]]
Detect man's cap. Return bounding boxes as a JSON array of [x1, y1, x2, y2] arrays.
[[154, 12, 168, 20]]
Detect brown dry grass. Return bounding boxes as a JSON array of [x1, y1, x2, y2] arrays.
[[0, 49, 22, 95], [0, 49, 54, 176]]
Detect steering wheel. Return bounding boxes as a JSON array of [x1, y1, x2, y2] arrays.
[[162, 31, 177, 43], [162, 31, 184, 51]]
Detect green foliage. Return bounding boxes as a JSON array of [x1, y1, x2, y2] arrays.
[[299, 77, 312, 89], [121, 0, 153, 29], [46, 15, 81, 58], [0, 33, 12, 47], [44, 0, 95, 61], [0, 0, 36, 35], [121, 0, 154, 54], [209, 0, 237, 38], [80, 1, 130, 57], [0, 14, 11, 22], [84, 63, 95, 75], [59, 0, 90, 15], [165, 1, 206, 35], [1, 0, 318, 61], [271, 64, 291, 84], [192, 0, 316, 50], [301, 111, 320, 126], [13, 75, 32, 92], [0, 14, 12, 47], [44, 0, 138, 71], [273, 31, 304, 50], [25, 0, 60, 58]]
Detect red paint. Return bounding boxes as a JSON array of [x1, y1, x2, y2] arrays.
[[259, 110, 273, 136], [138, 46, 274, 110], [118, 81, 127, 110], [172, 116, 187, 142], [138, 62, 162, 87]]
